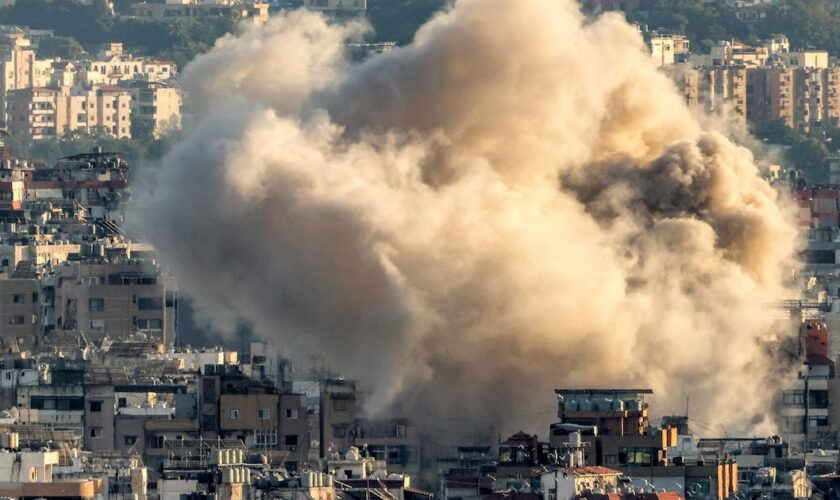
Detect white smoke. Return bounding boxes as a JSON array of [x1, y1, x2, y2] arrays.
[[129, 0, 799, 436]]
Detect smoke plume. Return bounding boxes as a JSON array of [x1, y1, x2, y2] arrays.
[[129, 0, 799, 437]]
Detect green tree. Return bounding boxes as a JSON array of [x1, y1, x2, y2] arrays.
[[37, 35, 87, 60], [789, 136, 830, 181], [130, 115, 155, 144]]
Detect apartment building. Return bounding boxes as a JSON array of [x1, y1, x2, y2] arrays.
[[76, 45, 176, 86], [0, 273, 39, 351], [649, 34, 690, 67], [131, 1, 269, 25], [129, 82, 181, 137], [57, 260, 168, 344], [708, 66, 749, 121], [578, 0, 641, 12], [303, 0, 367, 11], [320, 379, 356, 457], [6, 84, 132, 140]]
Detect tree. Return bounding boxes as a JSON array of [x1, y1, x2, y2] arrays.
[[759, 119, 798, 145], [365, 0, 445, 44], [131, 115, 155, 144], [789, 136, 830, 181], [37, 35, 87, 60]]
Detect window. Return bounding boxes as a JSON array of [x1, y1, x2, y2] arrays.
[[89, 298, 105, 311], [810, 416, 829, 428], [258, 409, 271, 420], [90, 427, 102, 438], [809, 390, 829, 409], [285, 434, 298, 446], [256, 428, 277, 446], [333, 398, 350, 411], [124, 435, 137, 445], [8, 316, 24, 325], [118, 398, 127, 408], [201, 414, 215, 432], [11, 294, 23, 304], [137, 297, 162, 310], [285, 461, 298, 472], [387, 448, 401, 465], [333, 425, 348, 438], [152, 436, 165, 449], [286, 408, 299, 419], [90, 401, 102, 412], [229, 409, 240, 420], [783, 390, 805, 406], [618, 447, 653, 466], [137, 318, 162, 330]]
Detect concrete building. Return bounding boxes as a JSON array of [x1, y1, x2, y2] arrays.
[[320, 378, 356, 457], [649, 34, 690, 67], [0, 274, 39, 351], [131, 1, 270, 25], [303, 0, 367, 12], [76, 44, 176, 85], [58, 260, 169, 344], [6, 84, 132, 140], [539, 466, 622, 500], [129, 82, 181, 137]]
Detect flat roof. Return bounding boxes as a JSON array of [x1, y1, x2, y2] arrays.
[[554, 388, 653, 394]]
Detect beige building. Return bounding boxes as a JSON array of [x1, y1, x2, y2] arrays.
[[131, 1, 269, 25], [6, 84, 132, 139], [0, 31, 37, 122], [786, 50, 830, 69], [220, 393, 280, 447], [58, 261, 168, 344], [745, 67, 840, 130], [77, 45, 176, 86], [130, 83, 181, 137], [649, 34, 689, 67]]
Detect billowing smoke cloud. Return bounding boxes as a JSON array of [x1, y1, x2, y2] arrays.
[[129, 0, 799, 436]]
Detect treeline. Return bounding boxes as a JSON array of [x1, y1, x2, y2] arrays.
[[627, 0, 840, 56], [756, 120, 840, 182], [0, 0, 239, 67], [5, 118, 176, 167]]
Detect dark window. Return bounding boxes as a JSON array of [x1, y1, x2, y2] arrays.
[[90, 401, 102, 412], [124, 435, 137, 445], [810, 416, 829, 428], [89, 298, 105, 312], [118, 397, 127, 408], [202, 378, 216, 403], [285, 434, 298, 446], [201, 414, 216, 432], [618, 447, 653, 466], [12, 294, 23, 304], [90, 427, 102, 438], [809, 390, 829, 409], [332, 425, 348, 438], [137, 297, 162, 310]]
